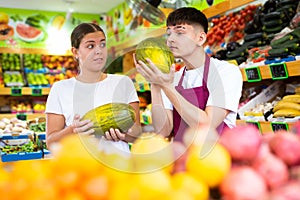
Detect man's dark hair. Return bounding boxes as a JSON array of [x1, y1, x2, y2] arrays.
[[166, 7, 208, 33]]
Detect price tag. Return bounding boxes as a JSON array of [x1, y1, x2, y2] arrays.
[[271, 122, 288, 132], [245, 67, 261, 82], [11, 87, 22, 96], [16, 113, 27, 121], [269, 63, 288, 80], [246, 121, 261, 132], [31, 88, 42, 96]]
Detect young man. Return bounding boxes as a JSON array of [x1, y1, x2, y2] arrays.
[[135, 7, 243, 141]]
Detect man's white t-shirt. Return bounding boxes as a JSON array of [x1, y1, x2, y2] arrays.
[[162, 57, 243, 128], [45, 74, 139, 153]]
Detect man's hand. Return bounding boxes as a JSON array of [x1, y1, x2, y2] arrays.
[[133, 53, 175, 87]]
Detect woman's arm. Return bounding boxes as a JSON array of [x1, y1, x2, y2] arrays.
[[46, 113, 72, 148], [125, 101, 142, 142], [46, 113, 94, 148]]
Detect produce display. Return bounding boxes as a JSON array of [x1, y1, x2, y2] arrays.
[[206, 4, 258, 47], [3, 71, 25, 87], [0, 53, 78, 87], [82, 103, 136, 136], [210, 0, 299, 64], [135, 37, 174, 73], [273, 94, 300, 118], [0, 53, 21, 71], [0, 117, 47, 162], [1, 123, 300, 199]]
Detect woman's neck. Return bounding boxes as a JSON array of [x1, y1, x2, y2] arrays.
[[76, 71, 107, 83]]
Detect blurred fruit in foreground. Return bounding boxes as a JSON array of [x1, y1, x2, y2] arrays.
[[219, 125, 262, 163], [171, 172, 209, 200], [268, 131, 300, 166], [186, 142, 231, 188], [131, 133, 174, 173], [220, 166, 268, 200]]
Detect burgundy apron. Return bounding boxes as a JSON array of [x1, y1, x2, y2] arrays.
[[173, 54, 228, 142]]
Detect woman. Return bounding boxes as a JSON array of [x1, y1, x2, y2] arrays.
[[45, 23, 141, 152]]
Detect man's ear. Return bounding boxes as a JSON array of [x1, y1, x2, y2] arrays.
[[197, 32, 207, 47]]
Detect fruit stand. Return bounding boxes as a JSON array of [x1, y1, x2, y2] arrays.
[[1, 0, 300, 199]]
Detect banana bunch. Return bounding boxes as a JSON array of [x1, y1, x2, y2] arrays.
[[273, 94, 300, 118]]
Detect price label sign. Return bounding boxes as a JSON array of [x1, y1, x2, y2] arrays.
[[271, 122, 288, 132], [10, 87, 22, 96], [16, 113, 27, 121], [31, 88, 42, 96], [269, 63, 288, 80], [246, 121, 261, 132], [245, 67, 261, 82]]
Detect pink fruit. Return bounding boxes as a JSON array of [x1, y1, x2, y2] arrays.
[[268, 181, 300, 200], [219, 125, 262, 162], [220, 166, 268, 200], [171, 141, 188, 174], [252, 146, 289, 189], [269, 131, 300, 166]]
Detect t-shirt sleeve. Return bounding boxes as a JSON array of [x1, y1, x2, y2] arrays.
[[207, 61, 243, 112], [45, 82, 63, 114], [161, 90, 173, 110]]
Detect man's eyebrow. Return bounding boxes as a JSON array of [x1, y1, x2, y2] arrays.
[[174, 25, 185, 30], [166, 25, 186, 32]]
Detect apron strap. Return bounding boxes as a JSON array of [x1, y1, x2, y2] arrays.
[[202, 54, 210, 87], [177, 54, 210, 88]]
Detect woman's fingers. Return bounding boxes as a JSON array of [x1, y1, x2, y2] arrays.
[[105, 128, 126, 141], [73, 119, 93, 134]]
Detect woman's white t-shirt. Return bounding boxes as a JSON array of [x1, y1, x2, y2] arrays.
[[45, 74, 139, 153], [162, 57, 243, 128]]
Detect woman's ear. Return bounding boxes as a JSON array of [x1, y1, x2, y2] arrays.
[[71, 47, 78, 60]]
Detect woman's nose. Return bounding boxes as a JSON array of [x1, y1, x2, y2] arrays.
[[95, 45, 102, 54]]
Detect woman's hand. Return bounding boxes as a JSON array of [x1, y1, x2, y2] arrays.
[[71, 114, 95, 135], [133, 53, 175, 87], [105, 128, 132, 142]]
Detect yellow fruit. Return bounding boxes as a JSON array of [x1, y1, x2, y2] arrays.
[[0, 12, 9, 24], [171, 172, 209, 200], [135, 37, 174, 73], [186, 143, 231, 188], [130, 133, 174, 173], [273, 101, 300, 112], [82, 103, 136, 136], [133, 171, 172, 200], [282, 94, 300, 103], [273, 108, 300, 118], [51, 15, 65, 30]]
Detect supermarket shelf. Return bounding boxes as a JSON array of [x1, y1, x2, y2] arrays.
[[0, 87, 50, 95], [0, 113, 45, 120], [241, 60, 300, 82], [202, 0, 255, 18], [0, 47, 72, 56]]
